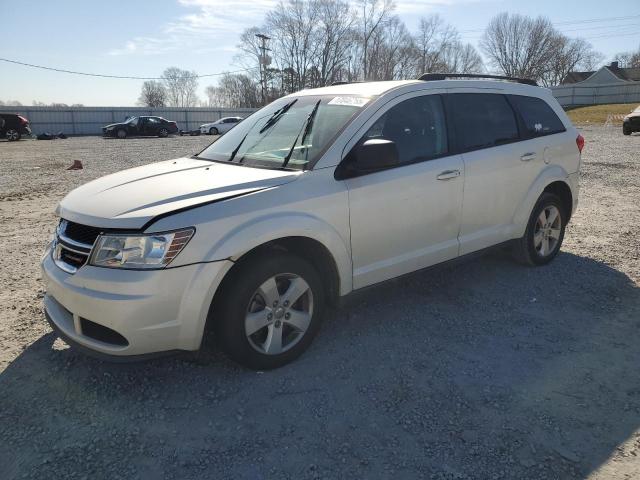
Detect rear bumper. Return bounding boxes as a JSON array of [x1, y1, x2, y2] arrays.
[[41, 244, 233, 357], [567, 171, 580, 216]]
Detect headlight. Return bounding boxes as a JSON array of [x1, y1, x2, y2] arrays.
[[106, 126, 115, 130], [89, 228, 194, 270]]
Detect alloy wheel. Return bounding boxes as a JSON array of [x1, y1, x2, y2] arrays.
[[534, 205, 562, 257], [244, 273, 313, 355], [6, 129, 19, 141]]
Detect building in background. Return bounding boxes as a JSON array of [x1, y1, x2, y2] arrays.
[[552, 62, 640, 107]]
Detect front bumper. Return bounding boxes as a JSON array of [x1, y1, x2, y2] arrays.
[[41, 244, 233, 357]]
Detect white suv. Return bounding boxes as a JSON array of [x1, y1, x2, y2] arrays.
[[41, 75, 583, 369]]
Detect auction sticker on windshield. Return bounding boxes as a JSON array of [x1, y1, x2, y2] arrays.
[[328, 96, 370, 107]]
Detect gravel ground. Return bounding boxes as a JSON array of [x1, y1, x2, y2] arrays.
[[0, 128, 639, 479]]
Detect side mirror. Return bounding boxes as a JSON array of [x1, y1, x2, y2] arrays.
[[352, 138, 400, 172]]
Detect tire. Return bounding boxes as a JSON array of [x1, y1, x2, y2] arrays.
[[512, 192, 566, 266], [213, 253, 325, 370], [6, 129, 21, 141], [158, 128, 169, 138], [116, 129, 127, 139], [209, 127, 218, 135], [623, 124, 631, 136]]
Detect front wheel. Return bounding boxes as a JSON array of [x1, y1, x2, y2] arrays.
[[623, 124, 631, 136], [209, 127, 218, 135], [6, 129, 21, 141], [116, 129, 127, 139], [214, 253, 325, 370], [512, 192, 566, 266]]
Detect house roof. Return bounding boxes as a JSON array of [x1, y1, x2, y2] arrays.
[[562, 64, 640, 85]]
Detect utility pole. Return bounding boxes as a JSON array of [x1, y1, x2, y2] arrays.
[[255, 33, 271, 106]]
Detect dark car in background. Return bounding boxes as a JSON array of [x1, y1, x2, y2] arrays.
[[623, 106, 640, 135], [102, 116, 179, 139], [1, 113, 32, 141]]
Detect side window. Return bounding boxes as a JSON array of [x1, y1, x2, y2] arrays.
[[510, 95, 566, 137], [361, 95, 448, 165], [449, 94, 519, 151]]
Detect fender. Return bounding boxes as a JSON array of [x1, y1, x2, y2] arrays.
[[201, 212, 353, 295], [511, 165, 571, 238]]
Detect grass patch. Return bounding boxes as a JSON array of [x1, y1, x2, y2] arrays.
[[565, 103, 638, 125]]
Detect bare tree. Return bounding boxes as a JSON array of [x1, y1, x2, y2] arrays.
[[480, 13, 558, 81], [266, 0, 321, 92], [205, 74, 260, 108], [413, 15, 458, 74], [162, 67, 199, 107], [540, 36, 603, 86], [612, 45, 640, 68], [137, 80, 167, 107], [313, 0, 355, 85], [441, 41, 484, 74], [358, 0, 395, 79], [366, 15, 413, 80]]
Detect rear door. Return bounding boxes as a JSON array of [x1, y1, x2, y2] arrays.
[[343, 92, 465, 289], [446, 92, 539, 255]]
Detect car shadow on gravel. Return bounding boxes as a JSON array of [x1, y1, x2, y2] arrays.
[[1, 251, 640, 479]]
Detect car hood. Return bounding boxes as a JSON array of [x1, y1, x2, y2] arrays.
[[57, 157, 300, 230], [624, 112, 640, 121], [103, 123, 126, 129]]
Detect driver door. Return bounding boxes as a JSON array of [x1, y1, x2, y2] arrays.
[[341, 93, 464, 289]]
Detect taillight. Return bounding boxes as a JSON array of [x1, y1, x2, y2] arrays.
[[17, 115, 29, 125], [576, 134, 584, 153]]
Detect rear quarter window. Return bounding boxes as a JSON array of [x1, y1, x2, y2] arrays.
[[510, 95, 566, 137]]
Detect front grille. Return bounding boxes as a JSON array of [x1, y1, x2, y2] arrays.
[[59, 248, 87, 269], [53, 219, 100, 274], [62, 221, 102, 246]]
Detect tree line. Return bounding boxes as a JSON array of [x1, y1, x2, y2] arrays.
[[136, 1, 636, 109]]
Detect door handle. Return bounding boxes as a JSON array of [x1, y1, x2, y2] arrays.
[[436, 169, 461, 180], [520, 152, 537, 162]]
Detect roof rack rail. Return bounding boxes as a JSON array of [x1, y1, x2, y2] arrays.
[[330, 81, 363, 86], [418, 73, 538, 86]]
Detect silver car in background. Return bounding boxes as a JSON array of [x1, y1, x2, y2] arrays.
[[199, 117, 243, 135]]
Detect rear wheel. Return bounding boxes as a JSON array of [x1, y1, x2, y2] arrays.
[[158, 128, 169, 138], [6, 129, 20, 141], [214, 253, 325, 370], [116, 129, 127, 139], [512, 192, 566, 266], [209, 127, 218, 135]]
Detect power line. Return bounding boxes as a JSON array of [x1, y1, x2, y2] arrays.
[[0, 57, 258, 80], [457, 14, 640, 34]]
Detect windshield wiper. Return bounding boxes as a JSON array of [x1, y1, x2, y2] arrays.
[[282, 100, 321, 170], [228, 131, 250, 162], [259, 99, 298, 134]]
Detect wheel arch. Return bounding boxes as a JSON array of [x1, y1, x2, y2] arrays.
[[512, 166, 574, 238], [543, 180, 573, 221], [224, 236, 342, 306]]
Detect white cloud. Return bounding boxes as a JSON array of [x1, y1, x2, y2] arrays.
[[108, 0, 276, 56]]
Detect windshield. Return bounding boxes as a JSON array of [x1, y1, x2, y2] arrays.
[[196, 95, 369, 170], [125, 116, 138, 125]]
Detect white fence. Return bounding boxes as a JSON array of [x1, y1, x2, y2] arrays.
[[7, 106, 258, 135], [551, 82, 640, 107]]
